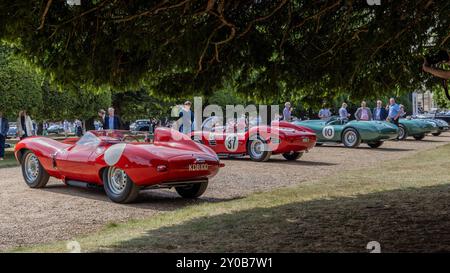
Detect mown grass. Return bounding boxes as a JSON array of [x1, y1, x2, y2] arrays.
[[0, 149, 18, 168], [11, 144, 450, 253]]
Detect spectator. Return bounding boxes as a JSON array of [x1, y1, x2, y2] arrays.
[[355, 101, 372, 121], [373, 100, 388, 121], [318, 104, 332, 120], [283, 102, 292, 121], [97, 109, 106, 129], [387, 98, 401, 125], [179, 101, 194, 134], [17, 110, 34, 140], [103, 107, 122, 130], [75, 119, 83, 137], [43, 121, 49, 136], [399, 104, 406, 118], [339, 103, 350, 120], [63, 120, 70, 138], [0, 112, 9, 161]]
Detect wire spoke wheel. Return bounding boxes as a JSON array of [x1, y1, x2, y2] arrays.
[[24, 153, 40, 183], [107, 167, 128, 195]]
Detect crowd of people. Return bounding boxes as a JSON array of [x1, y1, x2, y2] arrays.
[[281, 98, 406, 126]]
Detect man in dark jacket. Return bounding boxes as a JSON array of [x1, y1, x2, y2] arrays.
[[0, 112, 9, 160], [373, 100, 388, 121], [103, 107, 122, 130]]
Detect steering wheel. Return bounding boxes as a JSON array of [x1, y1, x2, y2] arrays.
[[121, 135, 140, 143]]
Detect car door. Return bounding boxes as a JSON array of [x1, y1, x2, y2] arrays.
[[320, 120, 344, 142], [56, 133, 100, 182]]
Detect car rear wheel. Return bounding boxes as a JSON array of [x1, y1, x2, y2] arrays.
[[432, 132, 441, 136], [413, 134, 425, 140], [398, 124, 408, 140], [175, 182, 208, 198], [247, 136, 272, 162], [282, 151, 303, 161], [341, 128, 361, 148], [21, 150, 50, 188], [103, 167, 139, 203], [367, 141, 383, 148], [315, 143, 324, 146]]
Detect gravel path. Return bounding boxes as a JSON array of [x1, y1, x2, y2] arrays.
[[1, 134, 449, 250]]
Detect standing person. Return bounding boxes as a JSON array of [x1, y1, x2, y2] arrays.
[[43, 121, 49, 136], [75, 119, 83, 137], [339, 103, 350, 120], [354, 101, 372, 121], [103, 107, 121, 130], [178, 101, 194, 134], [63, 120, 70, 138], [97, 109, 106, 130], [283, 102, 292, 121], [318, 104, 332, 120], [0, 112, 9, 161], [17, 110, 34, 140], [387, 98, 401, 126], [373, 100, 388, 121], [399, 104, 406, 118]]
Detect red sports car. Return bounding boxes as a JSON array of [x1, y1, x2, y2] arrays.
[[191, 117, 317, 162], [14, 128, 223, 203]]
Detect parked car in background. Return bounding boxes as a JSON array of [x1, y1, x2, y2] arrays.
[[413, 115, 449, 136], [47, 124, 64, 135], [398, 118, 439, 140], [130, 119, 153, 133], [7, 123, 17, 139], [294, 117, 399, 148]]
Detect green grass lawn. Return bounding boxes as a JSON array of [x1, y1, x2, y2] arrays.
[[12, 144, 450, 253], [0, 149, 19, 168]]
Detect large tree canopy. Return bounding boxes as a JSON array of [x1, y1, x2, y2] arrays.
[[0, 0, 449, 102]]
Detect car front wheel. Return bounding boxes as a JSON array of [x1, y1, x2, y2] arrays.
[[413, 134, 425, 140], [282, 151, 303, 161], [175, 182, 208, 198], [21, 150, 50, 188], [342, 128, 361, 148], [103, 167, 139, 203], [432, 132, 441, 136], [398, 124, 408, 140]]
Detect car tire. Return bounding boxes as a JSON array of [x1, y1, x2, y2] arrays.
[[398, 124, 408, 140], [413, 134, 425, 141], [103, 167, 139, 203], [315, 143, 324, 146], [432, 132, 441, 136], [367, 141, 383, 148], [341, 128, 361, 148], [247, 135, 272, 162], [282, 152, 303, 161], [21, 150, 50, 188], [176, 182, 208, 198]]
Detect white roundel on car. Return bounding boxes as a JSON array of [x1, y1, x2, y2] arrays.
[[104, 143, 127, 166], [225, 134, 239, 152], [322, 126, 335, 139]]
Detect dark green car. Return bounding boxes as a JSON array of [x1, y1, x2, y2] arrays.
[[398, 118, 439, 140], [293, 117, 399, 148]]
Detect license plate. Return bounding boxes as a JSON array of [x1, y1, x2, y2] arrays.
[[302, 138, 309, 142], [188, 164, 209, 171]]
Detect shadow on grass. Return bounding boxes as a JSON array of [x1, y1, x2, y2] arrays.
[[222, 157, 337, 166], [42, 183, 240, 210], [315, 145, 414, 152], [106, 184, 450, 253]]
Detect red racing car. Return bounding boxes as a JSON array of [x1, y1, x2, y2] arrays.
[[191, 117, 317, 162], [14, 128, 223, 203]]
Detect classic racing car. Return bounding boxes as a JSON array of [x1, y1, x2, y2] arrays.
[[412, 116, 449, 136], [191, 117, 317, 162], [398, 118, 439, 140], [294, 117, 399, 148], [14, 128, 223, 203]]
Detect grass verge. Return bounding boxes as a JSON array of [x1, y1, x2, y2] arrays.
[[12, 144, 450, 253], [0, 149, 18, 168]]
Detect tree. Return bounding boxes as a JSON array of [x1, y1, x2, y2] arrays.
[[0, 45, 43, 120], [0, 1, 449, 102]]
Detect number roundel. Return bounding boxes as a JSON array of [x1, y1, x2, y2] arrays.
[[322, 126, 335, 139], [225, 134, 239, 152]]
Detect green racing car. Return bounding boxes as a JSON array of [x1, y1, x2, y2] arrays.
[[293, 117, 399, 148]]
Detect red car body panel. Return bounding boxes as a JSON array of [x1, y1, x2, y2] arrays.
[[191, 120, 317, 156], [15, 128, 222, 187]]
